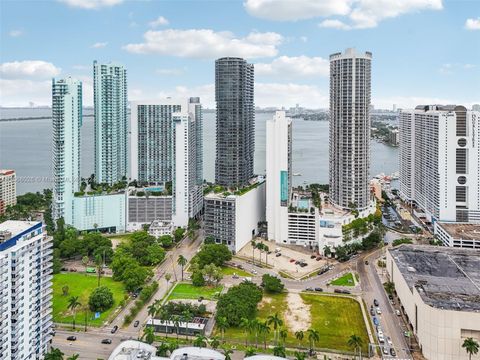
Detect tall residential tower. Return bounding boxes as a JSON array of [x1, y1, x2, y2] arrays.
[[329, 48, 372, 210], [93, 61, 128, 184], [215, 57, 255, 188], [52, 77, 82, 224]]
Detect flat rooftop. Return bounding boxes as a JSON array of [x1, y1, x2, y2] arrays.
[[0, 220, 39, 237], [437, 222, 480, 241], [389, 245, 480, 312]]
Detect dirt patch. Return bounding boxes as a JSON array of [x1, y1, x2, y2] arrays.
[[259, 297, 272, 306], [284, 292, 311, 333]]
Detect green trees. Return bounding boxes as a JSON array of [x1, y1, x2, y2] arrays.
[[191, 270, 206, 286], [215, 316, 228, 343], [258, 321, 271, 349], [88, 286, 114, 312], [261, 274, 284, 293], [142, 326, 155, 345], [174, 227, 186, 242], [347, 334, 364, 359], [44, 348, 64, 360], [193, 335, 208, 348], [462, 337, 479, 360], [273, 346, 286, 357], [67, 296, 81, 329], [202, 264, 223, 285], [392, 238, 413, 247], [127, 231, 166, 266], [307, 329, 320, 352], [66, 355, 79, 360], [177, 255, 188, 281], [159, 235, 173, 248], [295, 330, 304, 343], [111, 251, 152, 292], [267, 313, 284, 345], [384, 281, 395, 295], [193, 244, 232, 268], [215, 282, 263, 327], [240, 317, 251, 346]]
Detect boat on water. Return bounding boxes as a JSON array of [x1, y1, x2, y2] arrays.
[[293, 173, 302, 176]]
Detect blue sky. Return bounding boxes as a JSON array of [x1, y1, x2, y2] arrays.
[[1, 0, 479, 109]]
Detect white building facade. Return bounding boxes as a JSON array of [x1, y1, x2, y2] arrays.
[[93, 61, 128, 184], [266, 111, 292, 244], [52, 77, 82, 224], [0, 170, 16, 215], [399, 105, 480, 223], [0, 221, 53, 360]]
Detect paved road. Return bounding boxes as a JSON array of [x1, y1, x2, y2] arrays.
[[52, 231, 204, 359], [358, 246, 412, 360]]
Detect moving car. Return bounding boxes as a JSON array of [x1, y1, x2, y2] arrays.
[[310, 255, 317, 259], [305, 287, 314, 291], [275, 253, 281, 257], [374, 299, 379, 306], [101, 339, 112, 344], [67, 336, 77, 341], [133, 320, 140, 327], [111, 325, 118, 334]]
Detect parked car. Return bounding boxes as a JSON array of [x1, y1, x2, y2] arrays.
[[275, 253, 281, 257], [390, 299, 395, 305], [382, 346, 389, 355], [376, 307, 382, 314], [370, 308, 375, 316], [101, 339, 112, 344], [67, 336, 77, 341], [111, 325, 118, 334], [387, 337, 393, 346], [300, 262, 308, 267], [390, 348, 396, 356], [295, 260, 301, 265], [316, 256, 322, 261], [133, 320, 140, 327], [289, 259, 296, 263], [232, 273, 239, 279], [378, 335, 385, 344], [251, 269, 258, 275], [305, 287, 314, 291], [373, 317, 379, 326], [341, 289, 351, 294], [314, 287, 323, 292], [396, 309, 401, 316], [310, 255, 317, 259], [334, 289, 342, 294], [364, 260, 369, 265], [374, 299, 379, 306]]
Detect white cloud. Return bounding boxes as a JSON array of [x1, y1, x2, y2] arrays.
[[299, 36, 308, 43], [149, 16, 169, 27], [255, 55, 329, 78], [0, 60, 61, 79], [156, 68, 186, 76], [0, 79, 52, 107], [244, 0, 351, 21], [439, 63, 477, 74], [58, 0, 123, 9], [319, 19, 351, 30], [123, 29, 282, 58], [465, 18, 480, 30], [245, 0, 443, 29], [91, 42, 108, 48], [9, 29, 23, 37]]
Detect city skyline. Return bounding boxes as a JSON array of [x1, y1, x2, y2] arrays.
[[1, 1, 479, 109]]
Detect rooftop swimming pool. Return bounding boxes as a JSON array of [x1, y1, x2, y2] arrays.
[[145, 186, 164, 192], [298, 198, 310, 209]]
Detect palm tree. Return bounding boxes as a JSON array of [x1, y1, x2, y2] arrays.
[[209, 336, 220, 349], [295, 330, 304, 343], [172, 315, 181, 340], [147, 303, 157, 326], [44, 348, 64, 360], [279, 328, 288, 344], [294, 351, 306, 360], [216, 316, 228, 343], [273, 345, 286, 357], [256, 243, 264, 265], [250, 319, 260, 348], [307, 329, 320, 353], [240, 317, 250, 347], [193, 334, 208, 348], [263, 244, 270, 266], [251, 240, 256, 264], [177, 255, 188, 281], [67, 296, 81, 330], [347, 334, 364, 359], [258, 321, 271, 349], [66, 354, 80, 360], [142, 326, 155, 345], [182, 310, 192, 341], [95, 253, 102, 287], [267, 313, 283, 345], [462, 337, 479, 360]]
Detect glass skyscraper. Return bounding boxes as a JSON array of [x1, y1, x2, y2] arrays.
[[214, 57, 255, 188], [93, 61, 128, 184]]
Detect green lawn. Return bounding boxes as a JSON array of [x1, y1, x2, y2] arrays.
[[53, 273, 126, 327], [167, 283, 223, 301], [330, 272, 355, 286], [217, 292, 369, 353], [219, 266, 252, 277]]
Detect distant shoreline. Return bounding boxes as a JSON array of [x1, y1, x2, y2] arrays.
[[0, 114, 94, 122]]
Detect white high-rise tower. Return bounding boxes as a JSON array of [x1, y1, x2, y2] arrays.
[[329, 48, 372, 210], [52, 77, 82, 223]]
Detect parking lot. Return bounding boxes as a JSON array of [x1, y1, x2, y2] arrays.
[[237, 239, 329, 279]]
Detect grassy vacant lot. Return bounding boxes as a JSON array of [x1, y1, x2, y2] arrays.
[[330, 272, 355, 286], [167, 283, 223, 301], [219, 266, 252, 277], [53, 273, 126, 327], [218, 292, 368, 353]]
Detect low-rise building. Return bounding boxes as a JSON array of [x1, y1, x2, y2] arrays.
[[434, 222, 480, 248], [72, 193, 126, 232], [0, 220, 53, 360], [127, 188, 172, 231], [148, 220, 173, 237], [386, 245, 480, 360], [0, 169, 16, 215], [204, 178, 266, 253]]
